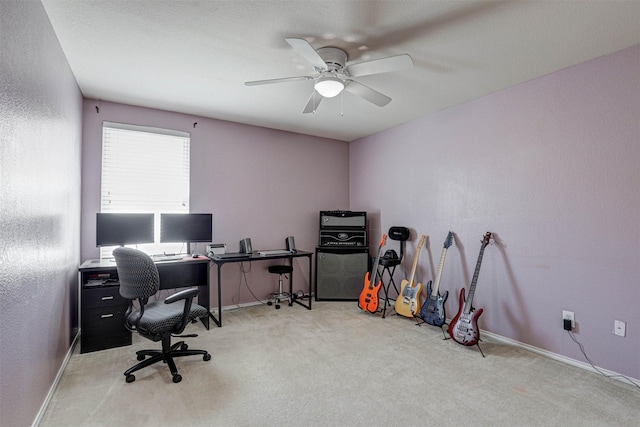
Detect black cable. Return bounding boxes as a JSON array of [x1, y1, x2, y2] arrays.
[[567, 330, 639, 389], [240, 262, 267, 305]]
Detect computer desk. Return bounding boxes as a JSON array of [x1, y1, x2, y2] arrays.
[[208, 250, 313, 327], [78, 256, 211, 353]]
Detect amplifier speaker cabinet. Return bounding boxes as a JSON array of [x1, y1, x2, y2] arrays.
[[315, 247, 369, 301], [319, 211, 366, 229]]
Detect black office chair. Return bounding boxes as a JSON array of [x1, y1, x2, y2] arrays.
[[113, 247, 211, 384], [378, 226, 410, 318], [267, 265, 293, 309]]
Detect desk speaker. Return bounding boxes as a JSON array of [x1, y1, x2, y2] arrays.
[[315, 247, 368, 301]]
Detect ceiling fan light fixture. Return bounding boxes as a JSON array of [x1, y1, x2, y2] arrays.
[[314, 76, 344, 98]]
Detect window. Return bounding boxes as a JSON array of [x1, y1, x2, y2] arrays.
[[100, 122, 190, 258]]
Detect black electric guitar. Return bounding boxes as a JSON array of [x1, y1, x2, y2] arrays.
[[358, 234, 387, 313], [448, 232, 492, 346], [419, 231, 454, 327]]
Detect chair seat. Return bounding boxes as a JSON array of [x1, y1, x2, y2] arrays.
[[127, 300, 208, 336], [268, 265, 293, 275]]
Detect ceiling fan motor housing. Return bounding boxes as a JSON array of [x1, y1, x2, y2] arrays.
[[316, 47, 347, 72]]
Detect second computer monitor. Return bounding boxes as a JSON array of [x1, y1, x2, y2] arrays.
[[160, 213, 212, 244]]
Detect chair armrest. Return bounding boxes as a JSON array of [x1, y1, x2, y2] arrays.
[[165, 288, 199, 304]]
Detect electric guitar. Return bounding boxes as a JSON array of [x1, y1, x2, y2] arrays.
[[358, 234, 387, 313], [448, 232, 492, 346], [419, 231, 454, 327], [395, 234, 426, 318]]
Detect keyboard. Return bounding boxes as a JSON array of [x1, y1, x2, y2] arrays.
[[214, 252, 250, 259], [152, 255, 184, 262], [257, 250, 291, 256]]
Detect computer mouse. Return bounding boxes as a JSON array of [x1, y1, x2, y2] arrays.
[[191, 253, 199, 258]]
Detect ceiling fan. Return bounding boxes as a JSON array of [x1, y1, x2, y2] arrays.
[[245, 38, 413, 113]]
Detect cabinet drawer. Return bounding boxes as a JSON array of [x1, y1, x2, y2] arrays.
[[82, 286, 128, 309], [81, 305, 131, 353]]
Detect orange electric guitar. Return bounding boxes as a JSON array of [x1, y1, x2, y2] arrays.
[[394, 234, 426, 318], [358, 234, 387, 313]]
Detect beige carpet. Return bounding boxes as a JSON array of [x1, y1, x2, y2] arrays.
[[40, 301, 639, 426]]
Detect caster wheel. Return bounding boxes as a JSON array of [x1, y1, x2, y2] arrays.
[[137, 354, 145, 361], [275, 304, 281, 309], [172, 374, 182, 383], [126, 374, 135, 383], [180, 343, 188, 351], [267, 301, 273, 306], [203, 353, 211, 361]]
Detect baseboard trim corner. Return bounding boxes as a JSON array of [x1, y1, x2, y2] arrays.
[[32, 331, 80, 427]]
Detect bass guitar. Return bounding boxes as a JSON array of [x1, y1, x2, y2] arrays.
[[358, 234, 387, 313], [395, 234, 426, 318], [419, 231, 454, 327], [448, 232, 492, 346]]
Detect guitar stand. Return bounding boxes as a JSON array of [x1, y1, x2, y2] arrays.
[[444, 334, 485, 357], [377, 264, 401, 319]]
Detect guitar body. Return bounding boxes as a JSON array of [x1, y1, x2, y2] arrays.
[[448, 288, 483, 346], [358, 233, 386, 314], [358, 271, 382, 313], [420, 280, 448, 327], [395, 279, 423, 317]]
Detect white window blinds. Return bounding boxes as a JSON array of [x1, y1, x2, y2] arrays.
[[100, 121, 190, 257]]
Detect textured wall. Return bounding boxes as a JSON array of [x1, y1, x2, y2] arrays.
[[350, 45, 640, 380], [81, 100, 349, 305], [0, 1, 82, 426]]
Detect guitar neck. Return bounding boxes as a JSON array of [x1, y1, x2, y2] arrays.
[[431, 247, 448, 295], [407, 235, 426, 287], [463, 233, 491, 315]]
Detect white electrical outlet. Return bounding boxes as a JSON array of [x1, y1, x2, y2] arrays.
[[614, 320, 626, 337], [562, 310, 575, 329]]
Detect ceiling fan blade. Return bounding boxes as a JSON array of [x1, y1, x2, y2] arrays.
[[347, 54, 413, 77], [245, 75, 313, 86], [302, 90, 323, 114], [344, 80, 391, 107], [285, 38, 328, 70]]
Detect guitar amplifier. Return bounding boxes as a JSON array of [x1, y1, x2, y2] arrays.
[[319, 229, 367, 247], [315, 247, 369, 301], [319, 211, 366, 229]]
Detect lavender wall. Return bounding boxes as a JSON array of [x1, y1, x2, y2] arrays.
[[350, 45, 640, 380], [81, 101, 349, 305], [0, 1, 83, 426]]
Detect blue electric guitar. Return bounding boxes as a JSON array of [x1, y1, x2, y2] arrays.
[[419, 231, 454, 327]]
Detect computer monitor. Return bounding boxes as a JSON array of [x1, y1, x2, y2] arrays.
[[160, 213, 213, 244], [96, 213, 155, 246]]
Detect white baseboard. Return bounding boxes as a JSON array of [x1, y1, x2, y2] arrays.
[[32, 331, 80, 427], [481, 329, 639, 387]]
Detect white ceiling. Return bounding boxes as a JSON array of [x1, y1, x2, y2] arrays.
[[41, 1, 640, 142]]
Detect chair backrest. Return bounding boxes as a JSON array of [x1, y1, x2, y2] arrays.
[[113, 247, 160, 300], [387, 226, 410, 260]]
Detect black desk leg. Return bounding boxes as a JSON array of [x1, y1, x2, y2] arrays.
[[208, 264, 222, 327], [291, 254, 312, 310]]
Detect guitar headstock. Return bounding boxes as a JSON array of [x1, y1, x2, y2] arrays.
[[444, 231, 454, 249], [481, 232, 492, 247], [379, 233, 387, 248]]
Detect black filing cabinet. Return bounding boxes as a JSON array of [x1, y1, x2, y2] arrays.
[[79, 266, 131, 353]]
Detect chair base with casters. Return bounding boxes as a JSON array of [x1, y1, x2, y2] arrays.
[[125, 333, 211, 384], [267, 265, 293, 309], [113, 247, 212, 384]]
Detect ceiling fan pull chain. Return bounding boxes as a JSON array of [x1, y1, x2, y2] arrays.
[[340, 91, 344, 116]]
